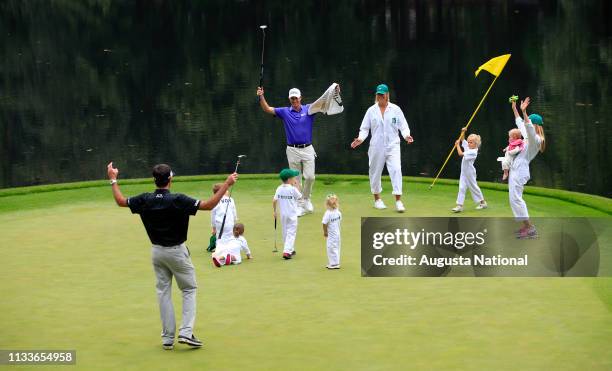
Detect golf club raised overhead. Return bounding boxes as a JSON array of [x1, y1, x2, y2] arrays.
[[258, 25, 267, 94]]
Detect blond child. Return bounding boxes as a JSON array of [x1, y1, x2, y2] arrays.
[[212, 223, 251, 267], [452, 128, 487, 212], [210, 183, 237, 244], [273, 168, 302, 260], [322, 194, 342, 269], [497, 128, 524, 181]]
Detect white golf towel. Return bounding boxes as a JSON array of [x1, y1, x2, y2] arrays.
[[308, 83, 344, 115]]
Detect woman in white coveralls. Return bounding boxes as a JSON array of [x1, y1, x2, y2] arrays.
[[509, 97, 545, 238], [350, 84, 414, 212]]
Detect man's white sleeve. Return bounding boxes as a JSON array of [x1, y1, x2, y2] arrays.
[[322, 211, 330, 225]]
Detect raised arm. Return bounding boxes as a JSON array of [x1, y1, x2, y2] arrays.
[[520, 97, 539, 156], [455, 128, 467, 157], [511, 100, 520, 119], [257, 87, 275, 115], [107, 162, 128, 207], [199, 173, 238, 210]]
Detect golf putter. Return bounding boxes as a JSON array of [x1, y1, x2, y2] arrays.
[[217, 155, 247, 241], [273, 216, 278, 252]]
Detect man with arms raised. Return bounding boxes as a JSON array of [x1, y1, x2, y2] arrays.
[[107, 162, 238, 350], [257, 86, 327, 216]]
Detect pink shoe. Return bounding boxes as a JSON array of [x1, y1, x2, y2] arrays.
[[517, 226, 538, 239], [212, 257, 221, 268], [225, 254, 232, 266]]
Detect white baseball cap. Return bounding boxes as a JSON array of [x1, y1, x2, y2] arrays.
[[288, 88, 301, 99]]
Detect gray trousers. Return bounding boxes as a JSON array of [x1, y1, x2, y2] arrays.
[[286, 145, 316, 200], [151, 243, 197, 344]]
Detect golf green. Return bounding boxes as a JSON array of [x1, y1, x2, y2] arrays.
[[1, 175, 610, 370]]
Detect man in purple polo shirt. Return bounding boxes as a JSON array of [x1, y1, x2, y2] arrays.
[[257, 86, 318, 216]]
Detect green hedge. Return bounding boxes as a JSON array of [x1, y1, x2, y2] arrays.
[[0, 174, 610, 215]]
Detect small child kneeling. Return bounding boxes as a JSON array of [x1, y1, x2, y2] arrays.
[[322, 194, 342, 269], [212, 223, 252, 267]]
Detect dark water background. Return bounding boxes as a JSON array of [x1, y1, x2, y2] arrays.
[[1, 0, 611, 197]]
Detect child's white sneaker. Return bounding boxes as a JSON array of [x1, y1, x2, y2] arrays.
[[374, 199, 387, 209], [476, 202, 488, 210], [451, 205, 463, 213], [395, 200, 405, 213]]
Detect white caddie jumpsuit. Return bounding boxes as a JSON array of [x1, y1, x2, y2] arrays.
[[210, 196, 237, 242], [508, 117, 543, 220], [358, 102, 411, 195], [456, 140, 485, 205], [322, 209, 342, 267], [274, 184, 302, 254]]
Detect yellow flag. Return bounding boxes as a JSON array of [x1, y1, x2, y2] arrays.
[[475, 54, 511, 77]]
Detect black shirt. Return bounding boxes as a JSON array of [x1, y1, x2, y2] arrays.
[[128, 189, 200, 247]]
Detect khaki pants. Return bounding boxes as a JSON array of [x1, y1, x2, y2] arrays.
[[151, 243, 197, 345], [286, 145, 316, 200]]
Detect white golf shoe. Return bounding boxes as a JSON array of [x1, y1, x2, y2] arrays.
[[374, 199, 387, 209], [451, 205, 463, 213], [304, 199, 314, 213], [297, 207, 307, 217], [395, 200, 405, 213]]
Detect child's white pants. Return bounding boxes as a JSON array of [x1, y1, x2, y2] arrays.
[[213, 245, 241, 264], [456, 170, 484, 205], [326, 237, 341, 266], [281, 215, 298, 254]]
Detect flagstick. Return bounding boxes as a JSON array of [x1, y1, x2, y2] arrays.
[[428, 73, 501, 190]]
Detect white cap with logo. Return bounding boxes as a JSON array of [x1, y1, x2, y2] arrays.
[[288, 88, 301, 99]]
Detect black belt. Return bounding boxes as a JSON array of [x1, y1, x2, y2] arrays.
[[287, 143, 312, 148]]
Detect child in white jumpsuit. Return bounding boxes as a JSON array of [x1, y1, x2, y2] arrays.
[[510, 97, 545, 238], [273, 168, 302, 260], [350, 84, 414, 213], [452, 127, 487, 212], [212, 223, 251, 267], [322, 194, 342, 269], [210, 183, 237, 243]]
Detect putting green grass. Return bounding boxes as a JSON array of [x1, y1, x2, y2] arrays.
[[0, 175, 610, 370]]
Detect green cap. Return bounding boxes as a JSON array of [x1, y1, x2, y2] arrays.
[[375, 84, 389, 94], [279, 168, 300, 181], [529, 114, 543, 126]]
